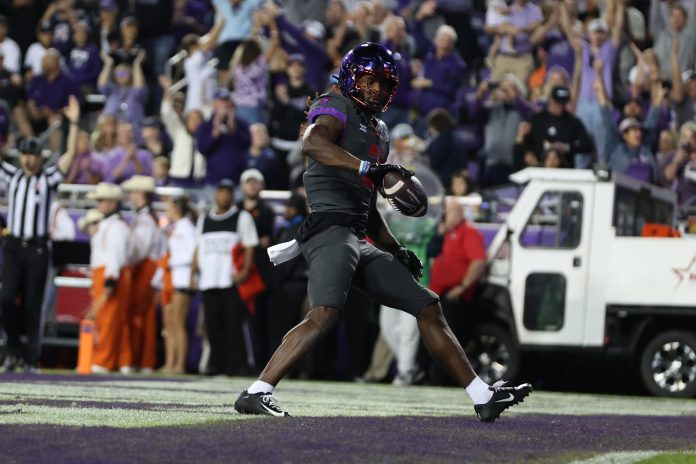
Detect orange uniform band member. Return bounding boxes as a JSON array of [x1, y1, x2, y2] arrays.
[[87, 182, 133, 373], [123, 175, 165, 372]]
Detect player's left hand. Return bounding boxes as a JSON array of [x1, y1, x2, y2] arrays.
[[393, 245, 423, 281]]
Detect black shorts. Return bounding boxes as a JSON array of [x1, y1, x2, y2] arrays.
[[299, 226, 439, 315]]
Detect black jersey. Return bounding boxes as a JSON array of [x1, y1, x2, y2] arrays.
[[303, 91, 390, 228]]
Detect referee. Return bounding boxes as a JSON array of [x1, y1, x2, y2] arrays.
[[0, 96, 80, 373]]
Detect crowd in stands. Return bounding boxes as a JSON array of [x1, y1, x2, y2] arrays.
[[1, 0, 696, 380]]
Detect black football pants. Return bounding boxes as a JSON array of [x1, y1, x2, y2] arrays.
[[0, 238, 50, 365]]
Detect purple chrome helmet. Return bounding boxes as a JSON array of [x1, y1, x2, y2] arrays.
[[338, 42, 399, 113]]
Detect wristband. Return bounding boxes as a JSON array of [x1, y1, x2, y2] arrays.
[[358, 160, 370, 176]]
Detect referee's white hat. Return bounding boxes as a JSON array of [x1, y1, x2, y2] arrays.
[[122, 175, 156, 193], [88, 182, 123, 201]]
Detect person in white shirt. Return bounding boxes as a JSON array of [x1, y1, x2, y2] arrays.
[[0, 16, 21, 74], [86, 182, 133, 373], [24, 22, 54, 81], [122, 175, 165, 373], [158, 74, 206, 187], [190, 179, 258, 376], [161, 195, 198, 374], [182, 16, 226, 113]]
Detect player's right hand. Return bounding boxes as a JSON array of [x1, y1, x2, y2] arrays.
[[364, 163, 414, 186]]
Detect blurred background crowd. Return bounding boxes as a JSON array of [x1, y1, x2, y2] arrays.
[[1, 0, 696, 383]]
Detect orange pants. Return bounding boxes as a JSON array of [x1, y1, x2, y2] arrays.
[[92, 266, 133, 371], [130, 259, 158, 369]]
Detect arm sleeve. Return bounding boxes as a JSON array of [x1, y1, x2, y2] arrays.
[[0, 160, 17, 184], [598, 105, 620, 159], [237, 210, 260, 247], [194, 120, 219, 156], [161, 98, 183, 134], [307, 93, 349, 138], [105, 222, 129, 279], [44, 163, 65, 188], [643, 106, 661, 149]]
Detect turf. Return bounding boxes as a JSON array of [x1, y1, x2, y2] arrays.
[[0, 372, 694, 463]]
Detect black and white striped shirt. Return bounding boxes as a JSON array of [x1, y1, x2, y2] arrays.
[[0, 161, 64, 240]]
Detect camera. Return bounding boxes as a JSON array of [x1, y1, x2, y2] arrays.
[[681, 143, 693, 153]]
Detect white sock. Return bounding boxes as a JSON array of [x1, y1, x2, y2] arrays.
[[247, 380, 275, 394], [465, 376, 493, 405]]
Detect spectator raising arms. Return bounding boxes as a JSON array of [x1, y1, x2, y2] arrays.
[[159, 74, 205, 187], [182, 14, 225, 113], [595, 58, 660, 183], [98, 49, 148, 139], [650, 0, 696, 78], [485, 0, 543, 83]]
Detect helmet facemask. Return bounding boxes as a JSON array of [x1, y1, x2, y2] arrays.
[[349, 69, 399, 113]]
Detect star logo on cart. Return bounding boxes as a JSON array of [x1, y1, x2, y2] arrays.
[[672, 256, 696, 287]]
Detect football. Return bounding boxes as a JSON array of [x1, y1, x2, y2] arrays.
[[382, 171, 428, 217]]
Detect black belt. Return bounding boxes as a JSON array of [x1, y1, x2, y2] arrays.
[[7, 236, 49, 247]]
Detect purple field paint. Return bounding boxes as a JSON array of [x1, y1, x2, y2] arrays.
[[0, 415, 694, 463]]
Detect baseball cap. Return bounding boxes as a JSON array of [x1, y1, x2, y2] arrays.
[[288, 53, 306, 65], [217, 179, 235, 190], [213, 87, 231, 101], [550, 86, 571, 103], [619, 117, 642, 133], [240, 168, 265, 184], [588, 18, 608, 33], [18, 137, 43, 156], [303, 20, 326, 40], [391, 123, 414, 140], [682, 69, 696, 84]]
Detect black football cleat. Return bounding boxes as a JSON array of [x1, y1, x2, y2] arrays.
[[234, 390, 291, 417], [474, 380, 532, 423]]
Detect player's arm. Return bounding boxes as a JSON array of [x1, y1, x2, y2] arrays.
[[367, 198, 423, 280], [302, 114, 413, 183], [367, 198, 400, 253], [301, 114, 361, 171]]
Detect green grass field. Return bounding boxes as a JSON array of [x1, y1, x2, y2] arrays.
[[0, 372, 695, 463]]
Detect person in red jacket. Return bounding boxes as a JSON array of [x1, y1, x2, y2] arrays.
[[430, 198, 487, 301]]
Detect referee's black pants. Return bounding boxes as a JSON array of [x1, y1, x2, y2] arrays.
[[0, 238, 50, 365], [202, 286, 247, 375]]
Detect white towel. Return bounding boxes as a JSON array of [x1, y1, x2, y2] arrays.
[[267, 239, 302, 266]]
